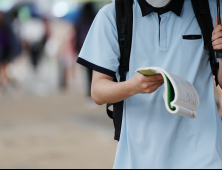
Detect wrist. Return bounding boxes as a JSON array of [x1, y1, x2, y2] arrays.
[[126, 78, 138, 96]]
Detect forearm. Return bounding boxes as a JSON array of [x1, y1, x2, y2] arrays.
[[92, 78, 135, 105], [218, 58, 222, 88], [91, 70, 164, 105]]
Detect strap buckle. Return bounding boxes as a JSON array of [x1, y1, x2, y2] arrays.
[[119, 34, 128, 47], [119, 17, 128, 47]]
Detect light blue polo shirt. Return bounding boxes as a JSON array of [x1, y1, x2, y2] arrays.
[[77, 0, 222, 168]]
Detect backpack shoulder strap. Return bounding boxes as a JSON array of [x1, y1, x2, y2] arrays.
[[106, 0, 133, 141], [191, 0, 219, 85], [116, 0, 133, 76]]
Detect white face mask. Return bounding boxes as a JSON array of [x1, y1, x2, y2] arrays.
[[146, 0, 171, 8]]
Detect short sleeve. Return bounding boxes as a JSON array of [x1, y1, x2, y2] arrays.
[[77, 5, 120, 78]]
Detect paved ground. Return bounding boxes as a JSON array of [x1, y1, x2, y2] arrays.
[[0, 43, 118, 168], [0, 92, 117, 169]]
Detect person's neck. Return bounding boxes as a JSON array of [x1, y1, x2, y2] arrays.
[[163, 0, 172, 8]]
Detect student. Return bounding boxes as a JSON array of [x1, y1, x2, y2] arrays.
[[77, 0, 222, 168]]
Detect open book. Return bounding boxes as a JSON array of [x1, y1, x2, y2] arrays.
[[136, 67, 199, 119]]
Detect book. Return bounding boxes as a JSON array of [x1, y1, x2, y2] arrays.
[[136, 67, 199, 119]]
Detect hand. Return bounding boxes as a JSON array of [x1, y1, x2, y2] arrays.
[[212, 16, 222, 50], [129, 73, 164, 94]]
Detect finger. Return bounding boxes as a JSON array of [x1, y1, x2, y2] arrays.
[[213, 44, 222, 50], [144, 82, 163, 94], [212, 31, 222, 41], [142, 74, 163, 82], [212, 38, 222, 46], [145, 80, 164, 87], [212, 17, 217, 36], [213, 16, 222, 32], [144, 81, 164, 90], [212, 25, 222, 37], [215, 16, 219, 29]]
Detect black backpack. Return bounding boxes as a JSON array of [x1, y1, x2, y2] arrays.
[[107, 0, 219, 141]]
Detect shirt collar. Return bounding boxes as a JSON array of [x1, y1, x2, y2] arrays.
[[138, 0, 185, 17]]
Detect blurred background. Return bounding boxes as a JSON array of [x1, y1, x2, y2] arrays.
[[0, 0, 221, 169], [0, 0, 117, 168]]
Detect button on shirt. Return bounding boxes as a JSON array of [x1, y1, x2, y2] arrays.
[[77, 0, 222, 168]]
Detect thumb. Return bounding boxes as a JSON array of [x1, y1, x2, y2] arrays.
[[215, 16, 219, 28]]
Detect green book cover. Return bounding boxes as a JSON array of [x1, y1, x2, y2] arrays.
[[165, 76, 176, 111]]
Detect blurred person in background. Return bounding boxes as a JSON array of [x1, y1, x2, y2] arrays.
[[75, 3, 96, 99], [28, 18, 50, 70], [19, 9, 50, 70], [11, 3, 50, 70], [0, 11, 21, 91], [59, 27, 78, 90]]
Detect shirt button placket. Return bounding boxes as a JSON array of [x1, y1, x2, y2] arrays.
[[159, 15, 168, 52]]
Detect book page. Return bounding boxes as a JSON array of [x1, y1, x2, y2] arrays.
[[176, 106, 197, 119], [167, 73, 199, 110], [136, 67, 199, 119]]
